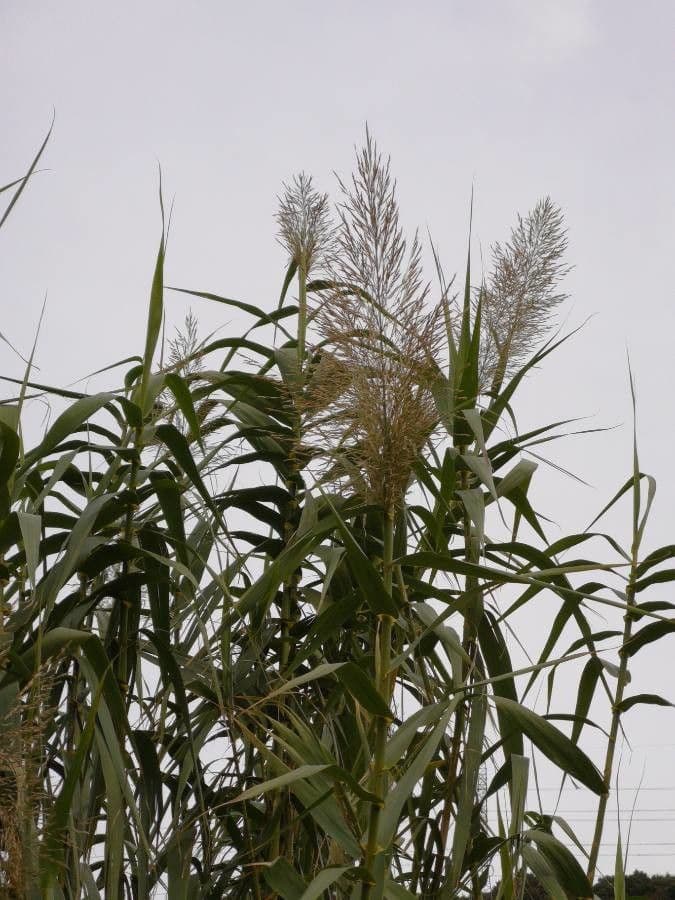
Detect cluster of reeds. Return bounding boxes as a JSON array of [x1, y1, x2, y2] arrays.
[[0, 122, 673, 899]]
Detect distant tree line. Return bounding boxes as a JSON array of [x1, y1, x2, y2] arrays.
[[484, 871, 675, 899], [595, 870, 675, 899]]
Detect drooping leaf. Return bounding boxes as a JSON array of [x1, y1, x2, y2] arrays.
[[623, 620, 675, 657], [337, 661, 393, 720], [326, 496, 398, 618], [298, 866, 360, 900], [526, 829, 593, 898], [263, 858, 308, 899], [383, 702, 448, 770], [17, 510, 41, 588], [494, 697, 606, 795], [155, 423, 221, 522], [164, 371, 203, 447], [232, 764, 329, 803], [21, 392, 115, 469], [378, 703, 456, 847], [615, 693, 674, 713]]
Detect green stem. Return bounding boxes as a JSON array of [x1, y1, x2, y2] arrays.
[[297, 257, 307, 370], [118, 425, 143, 702], [588, 447, 643, 885], [434, 454, 480, 891], [586, 578, 636, 883], [408, 605, 439, 897], [279, 258, 307, 678], [269, 467, 300, 861], [363, 508, 395, 899], [270, 261, 307, 862]]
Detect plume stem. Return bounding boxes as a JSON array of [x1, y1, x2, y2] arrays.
[[297, 257, 308, 370], [117, 424, 143, 704], [434, 454, 482, 891], [270, 266, 307, 860], [363, 507, 395, 897]]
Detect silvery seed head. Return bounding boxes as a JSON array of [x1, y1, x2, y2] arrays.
[[276, 172, 334, 275], [480, 197, 570, 388], [313, 132, 443, 511]]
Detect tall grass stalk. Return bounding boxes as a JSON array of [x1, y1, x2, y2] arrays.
[[587, 377, 646, 884], [363, 508, 395, 898]]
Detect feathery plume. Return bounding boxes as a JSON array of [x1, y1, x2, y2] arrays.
[[156, 311, 220, 444], [167, 309, 202, 379], [314, 133, 442, 511], [480, 197, 569, 387], [276, 173, 333, 275]]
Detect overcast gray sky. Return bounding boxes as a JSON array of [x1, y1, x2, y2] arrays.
[[3, 0, 675, 877]]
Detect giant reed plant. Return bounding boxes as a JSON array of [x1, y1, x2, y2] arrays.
[[1, 123, 674, 900]]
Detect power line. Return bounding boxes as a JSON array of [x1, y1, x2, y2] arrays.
[[599, 850, 673, 859], [526, 817, 675, 822], [589, 843, 675, 847], [530, 786, 675, 791], [548, 808, 675, 813]]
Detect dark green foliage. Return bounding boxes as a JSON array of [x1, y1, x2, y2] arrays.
[[595, 870, 675, 899]]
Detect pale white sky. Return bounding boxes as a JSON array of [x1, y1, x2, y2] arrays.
[[3, 0, 675, 877]]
